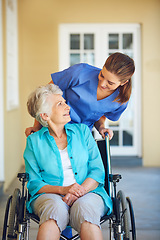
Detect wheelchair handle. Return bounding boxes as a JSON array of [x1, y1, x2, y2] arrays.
[[105, 132, 109, 137], [17, 173, 29, 182]]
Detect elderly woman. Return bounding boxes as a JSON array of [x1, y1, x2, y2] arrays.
[[24, 84, 112, 240]]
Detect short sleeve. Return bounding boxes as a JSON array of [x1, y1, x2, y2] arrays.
[[51, 64, 83, 90], [105, 102, 128, 121]]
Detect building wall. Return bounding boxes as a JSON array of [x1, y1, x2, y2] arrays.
[[2, 0, 22, 191], [2, 0, 160, 189]]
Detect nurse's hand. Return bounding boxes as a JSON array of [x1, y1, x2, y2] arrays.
[[25, 119, 42, 137], [25, 126, 40, 137], [99, 127, 113, 140]]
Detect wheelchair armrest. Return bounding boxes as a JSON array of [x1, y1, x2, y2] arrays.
[[109, 174, 122, 183]]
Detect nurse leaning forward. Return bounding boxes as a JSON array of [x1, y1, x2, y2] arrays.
[[25, 52, 135, 139]]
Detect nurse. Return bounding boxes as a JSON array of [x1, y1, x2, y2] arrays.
[[25, 52, 135, 140]]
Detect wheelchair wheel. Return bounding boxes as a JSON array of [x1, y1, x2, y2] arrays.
[[2, 196, 12, 240], [117, 190, 130, 240], [126, 197, 136, 240], [7, 188, 21, 240]]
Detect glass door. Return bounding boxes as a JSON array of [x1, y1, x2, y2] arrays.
[[70, 33, 95, 66]]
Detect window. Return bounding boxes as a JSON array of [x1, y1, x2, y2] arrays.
[[69, 33, 95, 66], [6, 0, 19, 110], [59, 23, 141, 156]]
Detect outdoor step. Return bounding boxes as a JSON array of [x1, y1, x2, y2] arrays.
[[111, 156, 142, 167]]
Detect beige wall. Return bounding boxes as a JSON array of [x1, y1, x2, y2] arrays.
[[142, 0, 160, 166], [2, 0, 160, 189], [2, 0, 22, 191]]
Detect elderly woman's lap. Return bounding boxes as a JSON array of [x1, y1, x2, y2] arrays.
[[31, 194, 70, 232], [31, 193, 107, 233], [70, 193, 107, 233]]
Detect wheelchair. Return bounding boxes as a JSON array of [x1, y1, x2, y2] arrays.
[[2, 134, 136, 240]]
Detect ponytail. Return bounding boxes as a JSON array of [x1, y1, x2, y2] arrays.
[[104, 52, 135, 104], [114, 78, 132, 104]]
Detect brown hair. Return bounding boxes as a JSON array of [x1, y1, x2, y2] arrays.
[[104, 52, 135, 104]]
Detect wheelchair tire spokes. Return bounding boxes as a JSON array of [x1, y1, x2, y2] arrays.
[[116, 190, 130, 240], [2, 196, 12, 240], [126, 197, 136, 240], [120, 207, 127, 221], [7, 188, 21, 240]]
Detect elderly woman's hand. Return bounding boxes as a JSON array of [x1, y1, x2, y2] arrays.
[[63, 183, 86, 198], [62, 193, 78, 206], [68, 183, 86, 197]]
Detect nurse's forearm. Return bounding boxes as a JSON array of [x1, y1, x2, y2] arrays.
[[94, 116, 113, 140], [81, 178, 99, 194], [94, 116, 106, 131], [33, 119, 41, 129]]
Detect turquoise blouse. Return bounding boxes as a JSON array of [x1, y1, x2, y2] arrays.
[[24, 123, 113, 214]]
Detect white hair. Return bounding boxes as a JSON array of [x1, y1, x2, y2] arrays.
[[27, 84, 63, 127]]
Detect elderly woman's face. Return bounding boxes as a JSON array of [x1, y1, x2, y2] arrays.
[[48, 94, 71, 125]]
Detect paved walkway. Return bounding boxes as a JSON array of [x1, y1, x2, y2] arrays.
[[0, 166, 160, 239]]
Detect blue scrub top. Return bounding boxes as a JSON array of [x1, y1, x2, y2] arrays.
[[51, 63, 128, 130]]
